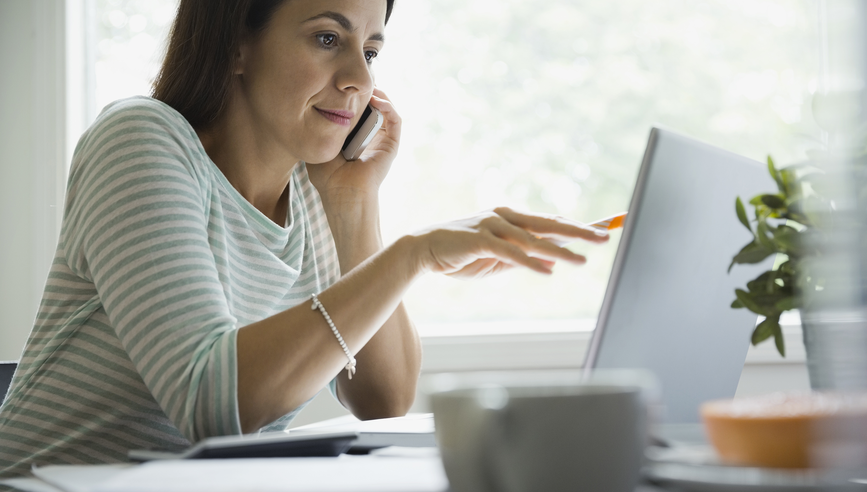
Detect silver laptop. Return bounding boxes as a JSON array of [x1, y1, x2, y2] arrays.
[[584, 127, 774, 423]]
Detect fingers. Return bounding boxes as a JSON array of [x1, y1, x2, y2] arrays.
[[484, 216, 587, 266], [445, 258, 514, 279], [481, 235, 554, 275], [420, 209, 597, 278], [493, 206, 610, 245], [536, 258, 557, 270], [368, 88, 401, 144]]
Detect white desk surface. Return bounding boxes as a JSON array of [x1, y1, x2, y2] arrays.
[[7, 453, 450, 492], [0, 417, 688, 492], [1, 452, 669, 492]]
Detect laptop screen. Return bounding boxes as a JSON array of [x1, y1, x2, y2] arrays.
[[583, 127, 774, 423]]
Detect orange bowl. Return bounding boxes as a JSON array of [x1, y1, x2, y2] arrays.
[[701, 392, 867, 469]]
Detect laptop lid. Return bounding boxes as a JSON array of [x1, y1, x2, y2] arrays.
[[584, 127, 774, 423]]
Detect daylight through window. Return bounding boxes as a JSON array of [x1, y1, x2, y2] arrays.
[[90, 0, 820, 336]]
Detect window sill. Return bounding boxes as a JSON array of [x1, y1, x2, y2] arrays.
[[418, 316, 805, 374]]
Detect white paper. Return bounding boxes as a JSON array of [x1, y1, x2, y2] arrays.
[[87, 456, 448, 492], [30, 464, 132, 492], [369, 447, 441, 459], [289, 413, 434, 435], [0, 477, 65, 492]]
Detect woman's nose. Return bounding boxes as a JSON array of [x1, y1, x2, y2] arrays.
[[335, 50, 375, 95]]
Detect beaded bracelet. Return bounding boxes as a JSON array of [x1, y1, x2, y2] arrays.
[[310, 293, 357, 380]]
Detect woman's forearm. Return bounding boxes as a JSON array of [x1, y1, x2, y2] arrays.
[[322, 193, 422, 420], [235, 234, 422, 433], [235, 198, 601, 433]]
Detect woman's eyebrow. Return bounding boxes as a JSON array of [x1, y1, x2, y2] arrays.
[[302, 11, 385, 42], [304, 11, 354, 31]]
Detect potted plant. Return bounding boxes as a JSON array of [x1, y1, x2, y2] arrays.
[[728, 156, 824, 357]]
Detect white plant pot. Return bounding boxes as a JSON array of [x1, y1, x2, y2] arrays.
[[801, 309, 867, 391]]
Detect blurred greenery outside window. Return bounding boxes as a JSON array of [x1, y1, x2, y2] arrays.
[[91, 0, 820, 337]]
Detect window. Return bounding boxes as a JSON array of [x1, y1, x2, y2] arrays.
[[92, 0, 177, 115], [87, 0, 820, 337]]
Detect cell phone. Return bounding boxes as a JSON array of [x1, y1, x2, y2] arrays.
[[341, 105, 383, 161]]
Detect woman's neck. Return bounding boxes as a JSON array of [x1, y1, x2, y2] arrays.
[[196, 102, 298, 226]]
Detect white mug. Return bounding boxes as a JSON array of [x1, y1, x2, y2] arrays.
[[428, 370, 651, 492]]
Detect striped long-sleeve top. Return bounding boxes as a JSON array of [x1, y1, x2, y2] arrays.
[[0, 96, 342, 479]]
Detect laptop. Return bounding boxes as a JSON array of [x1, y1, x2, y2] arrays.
[[583, 127, 774, 423], [129, 127, 773, 460]]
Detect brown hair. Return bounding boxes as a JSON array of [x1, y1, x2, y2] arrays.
[[152, 0, 395, 129]]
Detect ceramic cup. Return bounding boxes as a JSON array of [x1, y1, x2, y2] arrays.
[[428, 370, 651, 492]]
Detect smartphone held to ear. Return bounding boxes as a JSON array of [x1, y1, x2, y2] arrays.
[[342, 105, 383, 161]]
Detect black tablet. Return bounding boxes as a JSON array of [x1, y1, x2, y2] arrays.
[[128, 430, 358, 461]]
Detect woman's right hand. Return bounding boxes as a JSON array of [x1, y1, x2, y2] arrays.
[[236, 206, 608, 431], [409, 207, 610, 279]]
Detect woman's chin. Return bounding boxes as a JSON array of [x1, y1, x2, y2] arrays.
[[300, 141, 346, 165]]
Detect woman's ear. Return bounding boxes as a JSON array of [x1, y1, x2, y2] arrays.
[[234, 42, 248, 75]]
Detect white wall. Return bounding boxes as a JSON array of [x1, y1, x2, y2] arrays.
[[0, 0, 67, 361]]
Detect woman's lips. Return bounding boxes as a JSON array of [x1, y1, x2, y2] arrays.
[[316, 108, 353, 127]]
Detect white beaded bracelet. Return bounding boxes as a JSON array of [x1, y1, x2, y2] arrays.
[[310, 293, 357, 380]]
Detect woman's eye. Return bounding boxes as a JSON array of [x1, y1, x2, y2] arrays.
[[317, 33, 337, 47], [365, 50, 378, 63]]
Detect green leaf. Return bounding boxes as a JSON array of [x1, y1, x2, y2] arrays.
[[750, 313, 785, 356], [774, 296, 798, 311], [746, 270, 786, 296], [786, 212, 811, 227], [768, 156, 786, 195], [750, 292, 788, 310], [731, 298, 745, 309], [783, 199, 811, 226], [749, 195, 764, 206], [773, 226, 801, 256], [751, 317, 775, 345], [780, 168, 799, 199], [736, 289, 772, 317], [755, 220, 777, 251], [735, 197, 751, 233], [772, 322, 786, 357], [730, 241, 775, 270], [777, 260, 795, 275], [760, 194, 786, 209], [746, 271, 774, 292], [767, 155, 777, 176], [771, 269, 794, 290]]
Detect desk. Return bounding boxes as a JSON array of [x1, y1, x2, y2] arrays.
[[7, 421, 853, 491], [0, 415, 684, 492], [5, 424, 821, 492], [1, 454, 670, 492], [12, 452, 856, 492]]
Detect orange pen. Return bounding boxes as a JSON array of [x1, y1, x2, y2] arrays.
[[548, 212, 627, 246], [589, 212, 627, 231]]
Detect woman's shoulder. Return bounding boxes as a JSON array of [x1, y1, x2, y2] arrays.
[[68, 96, 214, 201], [72, 96, 207, 172], [87, 96, 195, 141], [97, 95, 186, 123]]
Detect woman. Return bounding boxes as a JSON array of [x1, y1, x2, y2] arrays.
[[0, 0, 607, 478]]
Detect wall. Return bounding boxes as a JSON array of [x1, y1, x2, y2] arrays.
[[0, 0, 67, 361]]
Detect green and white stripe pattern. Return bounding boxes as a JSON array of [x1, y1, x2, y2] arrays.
[[0, 97, 341, 478]]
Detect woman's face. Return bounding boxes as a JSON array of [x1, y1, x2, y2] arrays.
[[236, 0, 386, 164]]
